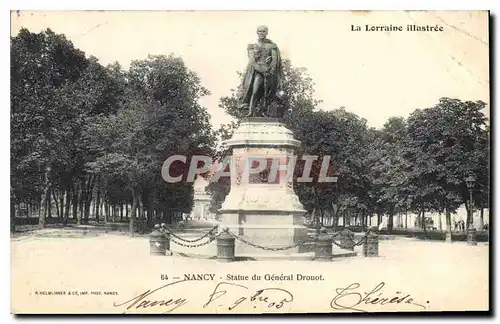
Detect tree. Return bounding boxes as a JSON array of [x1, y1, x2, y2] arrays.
[[405, 98, 489, 239], [11, 28, 93, 228], [368, 117, 411, 232], [87, 55, 215, 235]]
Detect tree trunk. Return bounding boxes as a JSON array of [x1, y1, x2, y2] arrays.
[[64, 189, 70, 225], [422, 206, 427, 236], [333, 207, 340, 231], [445, 206, 452, 243], [38, 197, 42, 218], [79, 186, 84, 222], [138, 196, 144, 234], [104, 201, 108, 224], [10, 199, 16, 234], [78, 180, 84, 225], [479, 208, 484, 230], [387, 214, 393, 232], [464, 199, 471, 229], [59, 190, 64, 219], [52, 189, 60, 220], [166, 208, 173, 224], [312, 187, 320, 235], [78, 192, 84, 225], [39, 166, 52, 229], [387, 206, 394, 233], [438, 212, 443, 231], [147, 199, 153, 229], [84, 176, 93, 223], [72, 183, 78, 222], [47, 193, 52, 219], [95, 186, 100, 224], [129, 188, 138, 236]]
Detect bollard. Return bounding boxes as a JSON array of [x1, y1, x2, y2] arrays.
[[339, 228, 355, 251], [363, 227, 379, 257], [314, 227, 332, 261], [150, 224, 166, 256], [467, 227, 477, 246], [217, 227, 235, 262], [160, 223, 173, 255]]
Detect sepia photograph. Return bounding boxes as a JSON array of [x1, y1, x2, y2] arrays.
[[10, 10, 490, 315]]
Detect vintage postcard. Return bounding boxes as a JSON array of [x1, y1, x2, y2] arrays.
[[10, 10, 490, 314]]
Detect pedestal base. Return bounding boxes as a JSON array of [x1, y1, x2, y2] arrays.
[[218, 119, 312, 257], [220, 211, 312, 255]]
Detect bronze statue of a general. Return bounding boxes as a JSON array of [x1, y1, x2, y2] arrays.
[[238, 25, 285, 118]]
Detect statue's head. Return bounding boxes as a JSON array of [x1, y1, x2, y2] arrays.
[[256, 25, 268, 40]]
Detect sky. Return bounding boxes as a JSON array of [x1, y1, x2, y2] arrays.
[[10, 10, 490, 129]]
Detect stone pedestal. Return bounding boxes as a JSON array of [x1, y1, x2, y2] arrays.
[[219, 118, 310, 255]]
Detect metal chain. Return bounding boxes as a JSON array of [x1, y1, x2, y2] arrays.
[[329, 231, 341, 239], [165, 227, 373, 250], [162, 225, 218, 243], [228, 231, 315, 251], [331, 232, 370, 249], [170, 232, 221, 248]]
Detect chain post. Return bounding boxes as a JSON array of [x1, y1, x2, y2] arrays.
[[160, 223, 173, 256], [217, 226, 235, 262], [314, 227, 333, 261], [339, 228, 355, 251], [149, 224, 167, 256], [363, 226, 379, 257]]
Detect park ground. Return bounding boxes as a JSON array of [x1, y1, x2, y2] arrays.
[[10, 221, 489, 314]]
